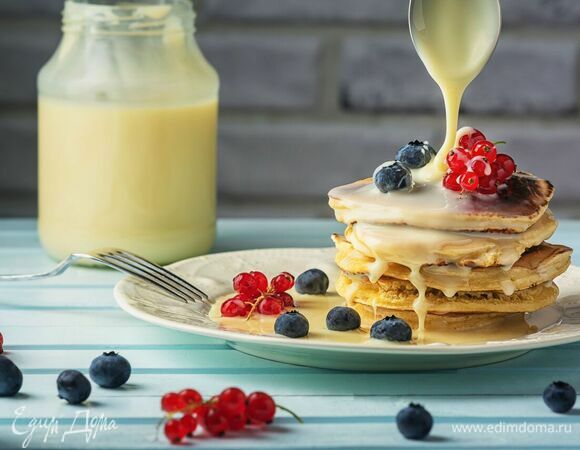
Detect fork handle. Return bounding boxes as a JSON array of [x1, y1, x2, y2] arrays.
[[0, 255, 78, 281]]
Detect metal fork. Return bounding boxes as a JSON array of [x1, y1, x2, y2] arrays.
[[0, 248, 209, 305]]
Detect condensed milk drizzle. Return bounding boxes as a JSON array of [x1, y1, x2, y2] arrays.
[[408, 0, 501, 182], [210, 292, 536, 346], [344, 281, 360, 302], [409, 266, 428, 341]]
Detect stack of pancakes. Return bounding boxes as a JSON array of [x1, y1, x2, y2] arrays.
[[328, 173, 572, 336]]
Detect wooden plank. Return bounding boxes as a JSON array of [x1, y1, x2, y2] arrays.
[[2, 325, 219, 347], [0, 348, 578, 397], [0, 390, 576, 421], [0, 219, 36, 232], [6, 349, 295, 371], [0, 310, 148, 327], [8, 346, 580, 372], [0, 287, 117, 308], [0, 218, 343, 252], [0, 421, 578, 449], [213, 219, 343, 252], [2, 326, 221, 347], [0, 364, 567, 396], [7, 323, 580, 351]]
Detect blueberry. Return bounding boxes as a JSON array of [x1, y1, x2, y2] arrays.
[[0, 356, 23, 397], [326, 306, 361, 331], [370, 315, 412, 342], [396, 140, 436, 169], [373, 161, 412, 193], [274, 311, 309, 338], [543, 381, 576, 413], [89, 351, 131, 389], [296, 269, 329, 295], [57, 370, 91, 404], [396, 403, 433, 440]]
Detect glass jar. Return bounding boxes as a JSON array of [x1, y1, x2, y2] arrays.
[[38, 0, 219, 264]]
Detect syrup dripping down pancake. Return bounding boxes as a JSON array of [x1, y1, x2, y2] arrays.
[[333, 235, 571, 294], [338, 210, 557, 270], [350, 302, 531, 334], [336, 272, 559, 315]]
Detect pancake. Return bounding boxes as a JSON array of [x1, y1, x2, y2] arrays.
[[334, 235, 571, 294], [336, 271, 559, 314], [328, 172, 554, 233], [341, 210, 557, 271], [350, 302, 528, 332]]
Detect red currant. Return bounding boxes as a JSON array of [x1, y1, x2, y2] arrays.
[[231, 292, 257, 302], [274, 292, 294, 307], [271, 272, 294, 293], [477, 175, 498, 195], [225, 409, 247, 431], [218, 387, 246, 415], [443, 171, 461, 192], [164, 418, 186, 443], [494, 154, 516, 181], [459, 171, 479, 192], [233, 272, 259, 297], [458, 127, 486, 150], [250, 271, 269, 292], [471, 140, 497, 162], [180, 413, 198, 437], [446, 147, 470, 172], [179, 388, 202, 407], [247, 392, 277, 424], [161, 392, 186, 413], [221, 298, 248, 317], [204, 407, 229, 437], [467, 156, 491, 177], [257, 296, 283, 315], [192, 404, 209, 429]]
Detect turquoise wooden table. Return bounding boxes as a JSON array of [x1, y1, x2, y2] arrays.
[[1, 218, 580, 449]]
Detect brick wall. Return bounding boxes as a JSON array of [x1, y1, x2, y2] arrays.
[[1, 0, 579, 218]]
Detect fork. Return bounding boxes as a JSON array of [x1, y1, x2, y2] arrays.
[[0, 248, 209, 305]]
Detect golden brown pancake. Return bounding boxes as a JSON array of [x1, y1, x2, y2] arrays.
[[333, 235, 571, 293], [336, 271, 559, 314], [350, 302, 527, 332]]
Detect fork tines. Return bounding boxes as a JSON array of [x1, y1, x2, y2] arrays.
[[97, 249, 209, 304]]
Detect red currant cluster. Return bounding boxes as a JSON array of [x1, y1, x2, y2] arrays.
[[221, 271, 295, 318], [443, 128, 516, 194], [161, 387, 301, 444]]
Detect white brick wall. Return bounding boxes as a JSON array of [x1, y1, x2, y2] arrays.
[[0, 0, 579, 217], [199, 33, 322, 110]]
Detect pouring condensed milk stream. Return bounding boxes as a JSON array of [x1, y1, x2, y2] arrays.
[[405, 0, 501, 340], [409, 0, 501, 183]]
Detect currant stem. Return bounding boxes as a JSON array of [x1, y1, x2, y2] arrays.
[[244, 296, 263, 321], [493, 140, 506, 145], [154, 416, 165, 442], [276, 404, 304, 424]]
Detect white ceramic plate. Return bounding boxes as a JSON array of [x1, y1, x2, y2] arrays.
[[114, 248, 580, 371]]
